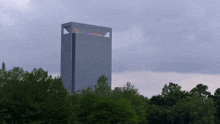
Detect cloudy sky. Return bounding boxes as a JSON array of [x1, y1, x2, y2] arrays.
[[1, 0, 220, 98]]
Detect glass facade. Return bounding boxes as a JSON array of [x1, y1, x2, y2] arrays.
[[61, 22, 112, 94]]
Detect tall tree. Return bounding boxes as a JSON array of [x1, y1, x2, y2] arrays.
[[149, 95, 166, 107], [1, 61, 5, 70], [147, 104, 174, 124], [94, 74, 112, 99], [161, 82, 191, 107], [69, 91, 82, 124], [111, 82, 149, 124], [0, 66, 73, 123], [209, 88, 220, 124], [190, 83, 211, 98], [0, 61, 8, 87], [148, 82, 204, 124], [172, 93, 216, 124], [77, 86, 98, 123], [78, 76, 141, 123], [214, 88, 220, 97], [90, 96, 139, 124], [149, 90, 216, 124]]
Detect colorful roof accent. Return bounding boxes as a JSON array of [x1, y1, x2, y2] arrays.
[[74, 28, 103, 37]]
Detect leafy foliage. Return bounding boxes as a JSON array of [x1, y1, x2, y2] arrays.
[[161, 82, 191, 107], [77, 86, 98, 123], [94, 74, 112, 99], [148, 104, 174, 124], [1, 62, 220, 123], [0, 63, 72, 123], [111, 82, 149, 124], [190, 83, 211, 97], [173, 94, 216, 124], [90, 96, 139, 124], [209, 88, 220, 124], [148, 82, 217, 124], [68, 91, 81, 124]]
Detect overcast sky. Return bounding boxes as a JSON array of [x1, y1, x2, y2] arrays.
[[1, 0, 220, 98]]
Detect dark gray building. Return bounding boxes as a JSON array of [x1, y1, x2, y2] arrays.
[[61, 22, 112, 94]]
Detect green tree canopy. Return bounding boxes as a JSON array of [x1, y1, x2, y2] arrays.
[[148, 104, 174, 124], [90, 96, 139, 124], [0, 65, 72, 123], [77, 86, 98, 123], [190, 83, 211, 97], [94, 74, 112, 99], [208, 88, 220, 124], [77, 76, 149, 124], [172, 93, 216, 124], [69, 91, 82, 124], [214, 88, 220, 96], [149, 94, 166, 106], [111, 82, 149, 124], [161, 82, 191, 107]]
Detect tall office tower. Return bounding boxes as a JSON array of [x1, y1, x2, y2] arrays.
[[61, 22, 112, 94]]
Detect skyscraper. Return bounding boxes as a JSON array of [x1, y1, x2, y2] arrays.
[[61, 22, 112, 94]]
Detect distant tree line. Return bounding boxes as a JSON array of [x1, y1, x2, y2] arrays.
[[0, 61, 220, 124]]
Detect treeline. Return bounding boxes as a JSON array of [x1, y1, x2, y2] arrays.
[[0, 61, 220, 124]]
